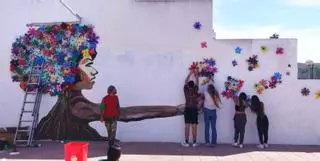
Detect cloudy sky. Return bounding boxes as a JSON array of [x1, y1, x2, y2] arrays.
[[213, 0, 320, 63]]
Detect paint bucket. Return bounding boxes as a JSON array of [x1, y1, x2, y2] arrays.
[[64, 142, 89, 161]]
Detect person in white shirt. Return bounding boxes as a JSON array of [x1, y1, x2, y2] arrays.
[[202, 83, 221, 146]]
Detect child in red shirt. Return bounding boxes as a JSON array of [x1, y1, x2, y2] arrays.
[[100, 85, 120, 146]]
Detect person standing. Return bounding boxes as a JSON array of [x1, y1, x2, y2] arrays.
[[203, 84, 221, 146], [100, 85, 120, 146], [250, 95, 269, 149], [181, 69, 200, 147], [232, 92, 248, 148]]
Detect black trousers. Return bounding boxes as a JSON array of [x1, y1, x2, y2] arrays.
[[234, 114, 246, 144], [257, 115, 269, 144]]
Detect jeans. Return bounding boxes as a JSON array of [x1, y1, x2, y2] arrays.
[[203, 108, 217, 144]]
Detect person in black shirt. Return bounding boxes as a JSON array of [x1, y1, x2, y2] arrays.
[[232, 92, 248, 148], [250, 95, 269, 149], [181, 69, 200, 147]]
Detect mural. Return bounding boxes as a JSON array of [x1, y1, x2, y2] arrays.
[[10, 23, 184, 141]]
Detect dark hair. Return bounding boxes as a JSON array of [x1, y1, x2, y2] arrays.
[[251, 95, 264, 116], [107, 146, 121, 161], [108, 85, 116, 94], [207, 84, 221, 106], [238, 92, 247, 108], [187, 81, 195, 88]]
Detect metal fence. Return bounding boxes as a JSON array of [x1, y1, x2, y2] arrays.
[[298, 63, 320, 79]]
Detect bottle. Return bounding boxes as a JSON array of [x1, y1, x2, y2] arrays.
[[71, 155, 77, 161]]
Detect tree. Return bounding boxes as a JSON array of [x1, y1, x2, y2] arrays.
[[10, 23, 184, 141]]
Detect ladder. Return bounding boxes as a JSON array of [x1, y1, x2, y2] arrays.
[[13, 62, 43, 147]]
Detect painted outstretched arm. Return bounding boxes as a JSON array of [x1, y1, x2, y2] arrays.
[[70, 91, 185, 122]]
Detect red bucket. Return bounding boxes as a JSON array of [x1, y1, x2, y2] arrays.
[[64, 142, 89, 161]]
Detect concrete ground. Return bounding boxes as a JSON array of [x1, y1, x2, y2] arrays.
[[0, 142, 320, 161]]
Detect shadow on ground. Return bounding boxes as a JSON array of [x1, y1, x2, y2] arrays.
[[1, 141, 320, 160]]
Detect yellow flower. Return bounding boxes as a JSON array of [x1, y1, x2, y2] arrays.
[[82, 49, 90, 58], [260, 45, 268, 53], [315, 90, 320, 99]]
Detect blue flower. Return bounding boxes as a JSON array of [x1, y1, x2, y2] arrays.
[[207, 58, 216, 66], [274, 72, 282, 81], [235, 46, 242, 54], [193, 21, 202, 30]]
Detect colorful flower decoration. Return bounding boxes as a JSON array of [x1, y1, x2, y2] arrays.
[[189, 58, 218, 78], [301, 87, 310, 96], [316, 90, 320, 99], [247, 55, 259, 71], [201, 41, 207, 48], [254, 79, 268, 94], [254, 72, 282, 94], [10, 23, 99, 96], [193, 21, 202, 30], [276, 47, 284, 55], [222, 76, 244, 99], [269, 72, 282, 89], [235, 46, 242, 54], [232, 60, 238, 67], [260, 45, 268, 53]]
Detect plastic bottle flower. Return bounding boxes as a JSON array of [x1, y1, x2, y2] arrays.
[[193, 21, 202, 30], [315, 90, 320, 99], [276, 47, 284, 55], [232, 60, 238, 67], [301, 87, 310, 96], [260, 45, 268, 53], [222, 76, 244, 99], [247, 55, 259, 71]]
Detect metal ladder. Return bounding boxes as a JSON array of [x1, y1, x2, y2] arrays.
[[13, 62, 43, 147]]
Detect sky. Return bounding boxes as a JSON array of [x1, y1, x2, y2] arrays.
[[213, 0, 320, 63]]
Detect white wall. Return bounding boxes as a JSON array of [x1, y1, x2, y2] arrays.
[[1, 0, 319, 145]]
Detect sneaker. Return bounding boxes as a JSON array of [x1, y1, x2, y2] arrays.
[[257, 144, 264, 149], [239, 144, 244, 148], [205, 143, 211, 146], [264, 144, 269, 148], [192, 142, 200, 147], [232, 142, 239, 147], [181, 141, 190, 147]]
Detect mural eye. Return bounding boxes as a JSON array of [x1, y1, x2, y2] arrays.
[[85, 62, 93, 67]]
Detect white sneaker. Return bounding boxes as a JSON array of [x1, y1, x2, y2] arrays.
[[192, 142, 200, 147], [205, 143, 211, 146], [232, 142, 239, 147], [239, 144, 244, 148], [181, 141, 190, 147], [257, 144, 264, 149], [264, 144, 269, 148]]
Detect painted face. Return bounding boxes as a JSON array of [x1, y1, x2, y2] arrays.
[[75, 57, 98, 90]]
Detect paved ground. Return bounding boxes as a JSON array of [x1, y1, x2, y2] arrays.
[[0, 142, 320, 161]]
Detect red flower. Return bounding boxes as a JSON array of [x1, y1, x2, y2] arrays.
[[89, 49, 96, 56], [276, 47, 284, 55], [18, 59, 26, 66], [201, 41, 207, 48], [10, 64, 16, 71]]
